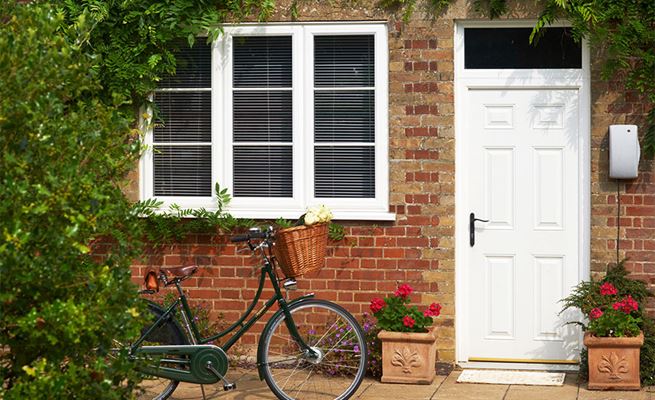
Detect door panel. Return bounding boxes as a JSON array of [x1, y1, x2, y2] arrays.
[[467, 88, 580, 362]]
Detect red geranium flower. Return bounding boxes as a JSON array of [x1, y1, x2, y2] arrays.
[[589, 307, 603, 320], [395, 283, 413, 298], [370, 297, 385, 313], [600, 282, 618, 296], [424, 303, 442, 317], [625, 295, 639, 312], [613, 295, 639, 314], [402, 315, 415, 328]]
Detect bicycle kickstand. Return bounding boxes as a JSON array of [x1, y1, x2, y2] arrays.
[[206, 361, 237, 391]]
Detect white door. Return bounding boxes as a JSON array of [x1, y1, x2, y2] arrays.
[[465, 88, 581, 362]]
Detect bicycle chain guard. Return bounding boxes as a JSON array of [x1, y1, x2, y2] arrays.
[[136, 344, 229, 385]]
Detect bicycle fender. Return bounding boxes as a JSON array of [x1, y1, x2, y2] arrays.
[[256, 294, 315, 380]]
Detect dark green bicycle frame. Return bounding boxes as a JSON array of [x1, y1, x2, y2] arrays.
[[131, 258, 315, 381]]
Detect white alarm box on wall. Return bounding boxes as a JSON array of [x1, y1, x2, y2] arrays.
[[609, 124, 640, 179]]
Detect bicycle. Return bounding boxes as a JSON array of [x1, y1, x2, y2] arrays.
[[125, 226, 368, 400]]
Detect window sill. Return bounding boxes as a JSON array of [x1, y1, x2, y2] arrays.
[[228, 209, 397, 222], [145, 205, 396, 222]]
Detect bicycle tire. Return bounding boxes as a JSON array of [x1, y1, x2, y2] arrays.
[[260, 299, 368, 400], [137, 303, 189, 400]]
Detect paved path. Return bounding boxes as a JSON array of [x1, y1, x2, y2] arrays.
[[150, 370, 655, 400]]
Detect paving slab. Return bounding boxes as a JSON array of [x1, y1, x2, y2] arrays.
[[577, 386, 651, 400], [356, 375, 445, 400], [504, 373, 580, 400], [431, 371, 509, 400], [138, 368, 655, 400], [148, 369, 373, 400]]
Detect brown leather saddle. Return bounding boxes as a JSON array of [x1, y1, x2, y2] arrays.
[[144, 265, 198, 292]]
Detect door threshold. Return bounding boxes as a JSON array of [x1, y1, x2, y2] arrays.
[[458, 361, 579, 372]]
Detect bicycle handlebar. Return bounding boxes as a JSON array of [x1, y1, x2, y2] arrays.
[[230, 231, 269, 243]]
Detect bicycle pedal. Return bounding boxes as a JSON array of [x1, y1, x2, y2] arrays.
[[223, 383, 236, 391]]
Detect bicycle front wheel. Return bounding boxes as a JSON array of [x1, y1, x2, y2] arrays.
[[260, 299, 368, 400]]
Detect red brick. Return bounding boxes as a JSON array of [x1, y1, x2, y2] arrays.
[[411, 40, 428, 49]]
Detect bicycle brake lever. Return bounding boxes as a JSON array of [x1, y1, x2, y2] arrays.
[[236, 246, 251, 254]]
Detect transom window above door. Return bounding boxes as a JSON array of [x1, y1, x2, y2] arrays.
[[464, 27, 582, 69], [141, 23, 391, 220]]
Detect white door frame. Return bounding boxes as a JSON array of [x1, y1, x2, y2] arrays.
[[454, 20, 591, 369]]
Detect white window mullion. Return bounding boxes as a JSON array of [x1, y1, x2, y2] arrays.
[[211, 38, 223, 205], [220, 34, 234, 198], [288, 25, 304, 210], [303, 28, 315, 210], [375, 26, 390, 214]]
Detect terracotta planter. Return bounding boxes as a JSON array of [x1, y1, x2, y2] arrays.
[[584, 331, 644, 390], [377, 327, 437, 384]]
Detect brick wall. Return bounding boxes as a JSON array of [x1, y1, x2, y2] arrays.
[[590, 71, 655, 307], [124, 0, 655, 364]]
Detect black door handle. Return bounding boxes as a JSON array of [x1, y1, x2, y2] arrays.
[[469, 212, 489, 247]]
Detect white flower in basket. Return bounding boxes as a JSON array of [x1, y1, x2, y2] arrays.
[[304, 205, 333, 226]]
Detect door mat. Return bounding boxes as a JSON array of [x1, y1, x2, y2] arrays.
[[457, 370, 566, 386]]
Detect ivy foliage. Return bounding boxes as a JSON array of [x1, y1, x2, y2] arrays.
[[533, 0, 655, 156], [59, 0, 276, 110], [378, 0, 452, 20], [133, 184, 254, 244], [133, 186, 346, 245], [382, 0, 655, 156]]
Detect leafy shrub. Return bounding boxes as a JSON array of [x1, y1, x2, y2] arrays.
[[0, 3, 144, 398], [561, 261, 655, 384]]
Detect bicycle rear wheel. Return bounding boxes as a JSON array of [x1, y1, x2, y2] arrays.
[[260, 299, 367, 400], [136, 303, 189, 400]]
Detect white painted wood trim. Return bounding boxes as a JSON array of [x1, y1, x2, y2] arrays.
[[454, 21, 591, 366]]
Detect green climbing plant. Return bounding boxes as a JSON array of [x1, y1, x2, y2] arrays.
[[379, 0, 655, 156], [58, 0, 276, 111], [533, 0, 655, 156]]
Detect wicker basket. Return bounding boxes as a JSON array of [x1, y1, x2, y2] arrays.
[[273, 223, 328, 278]]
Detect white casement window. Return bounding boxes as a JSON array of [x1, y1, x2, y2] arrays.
[[140, 23, 392, 220]]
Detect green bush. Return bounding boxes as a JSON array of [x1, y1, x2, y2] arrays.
[[0, 3, 144, 398]]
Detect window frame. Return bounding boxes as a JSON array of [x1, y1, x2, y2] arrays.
[[140, 22, 393, 220]]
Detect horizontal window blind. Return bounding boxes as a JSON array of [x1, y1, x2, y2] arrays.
[[314, 35, 375, 199], [233, 146, 293, 197], [315, 147, 375, 198], [233, 36, 292, 88], [315, 90, 375, 143], [154, 146, 211, 196], [154, 92, 211, 142], [153, 42, 212, 197], [315, 35, 374, 87], [233, 36, 293, 198], [233, 91, 292, 142]]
